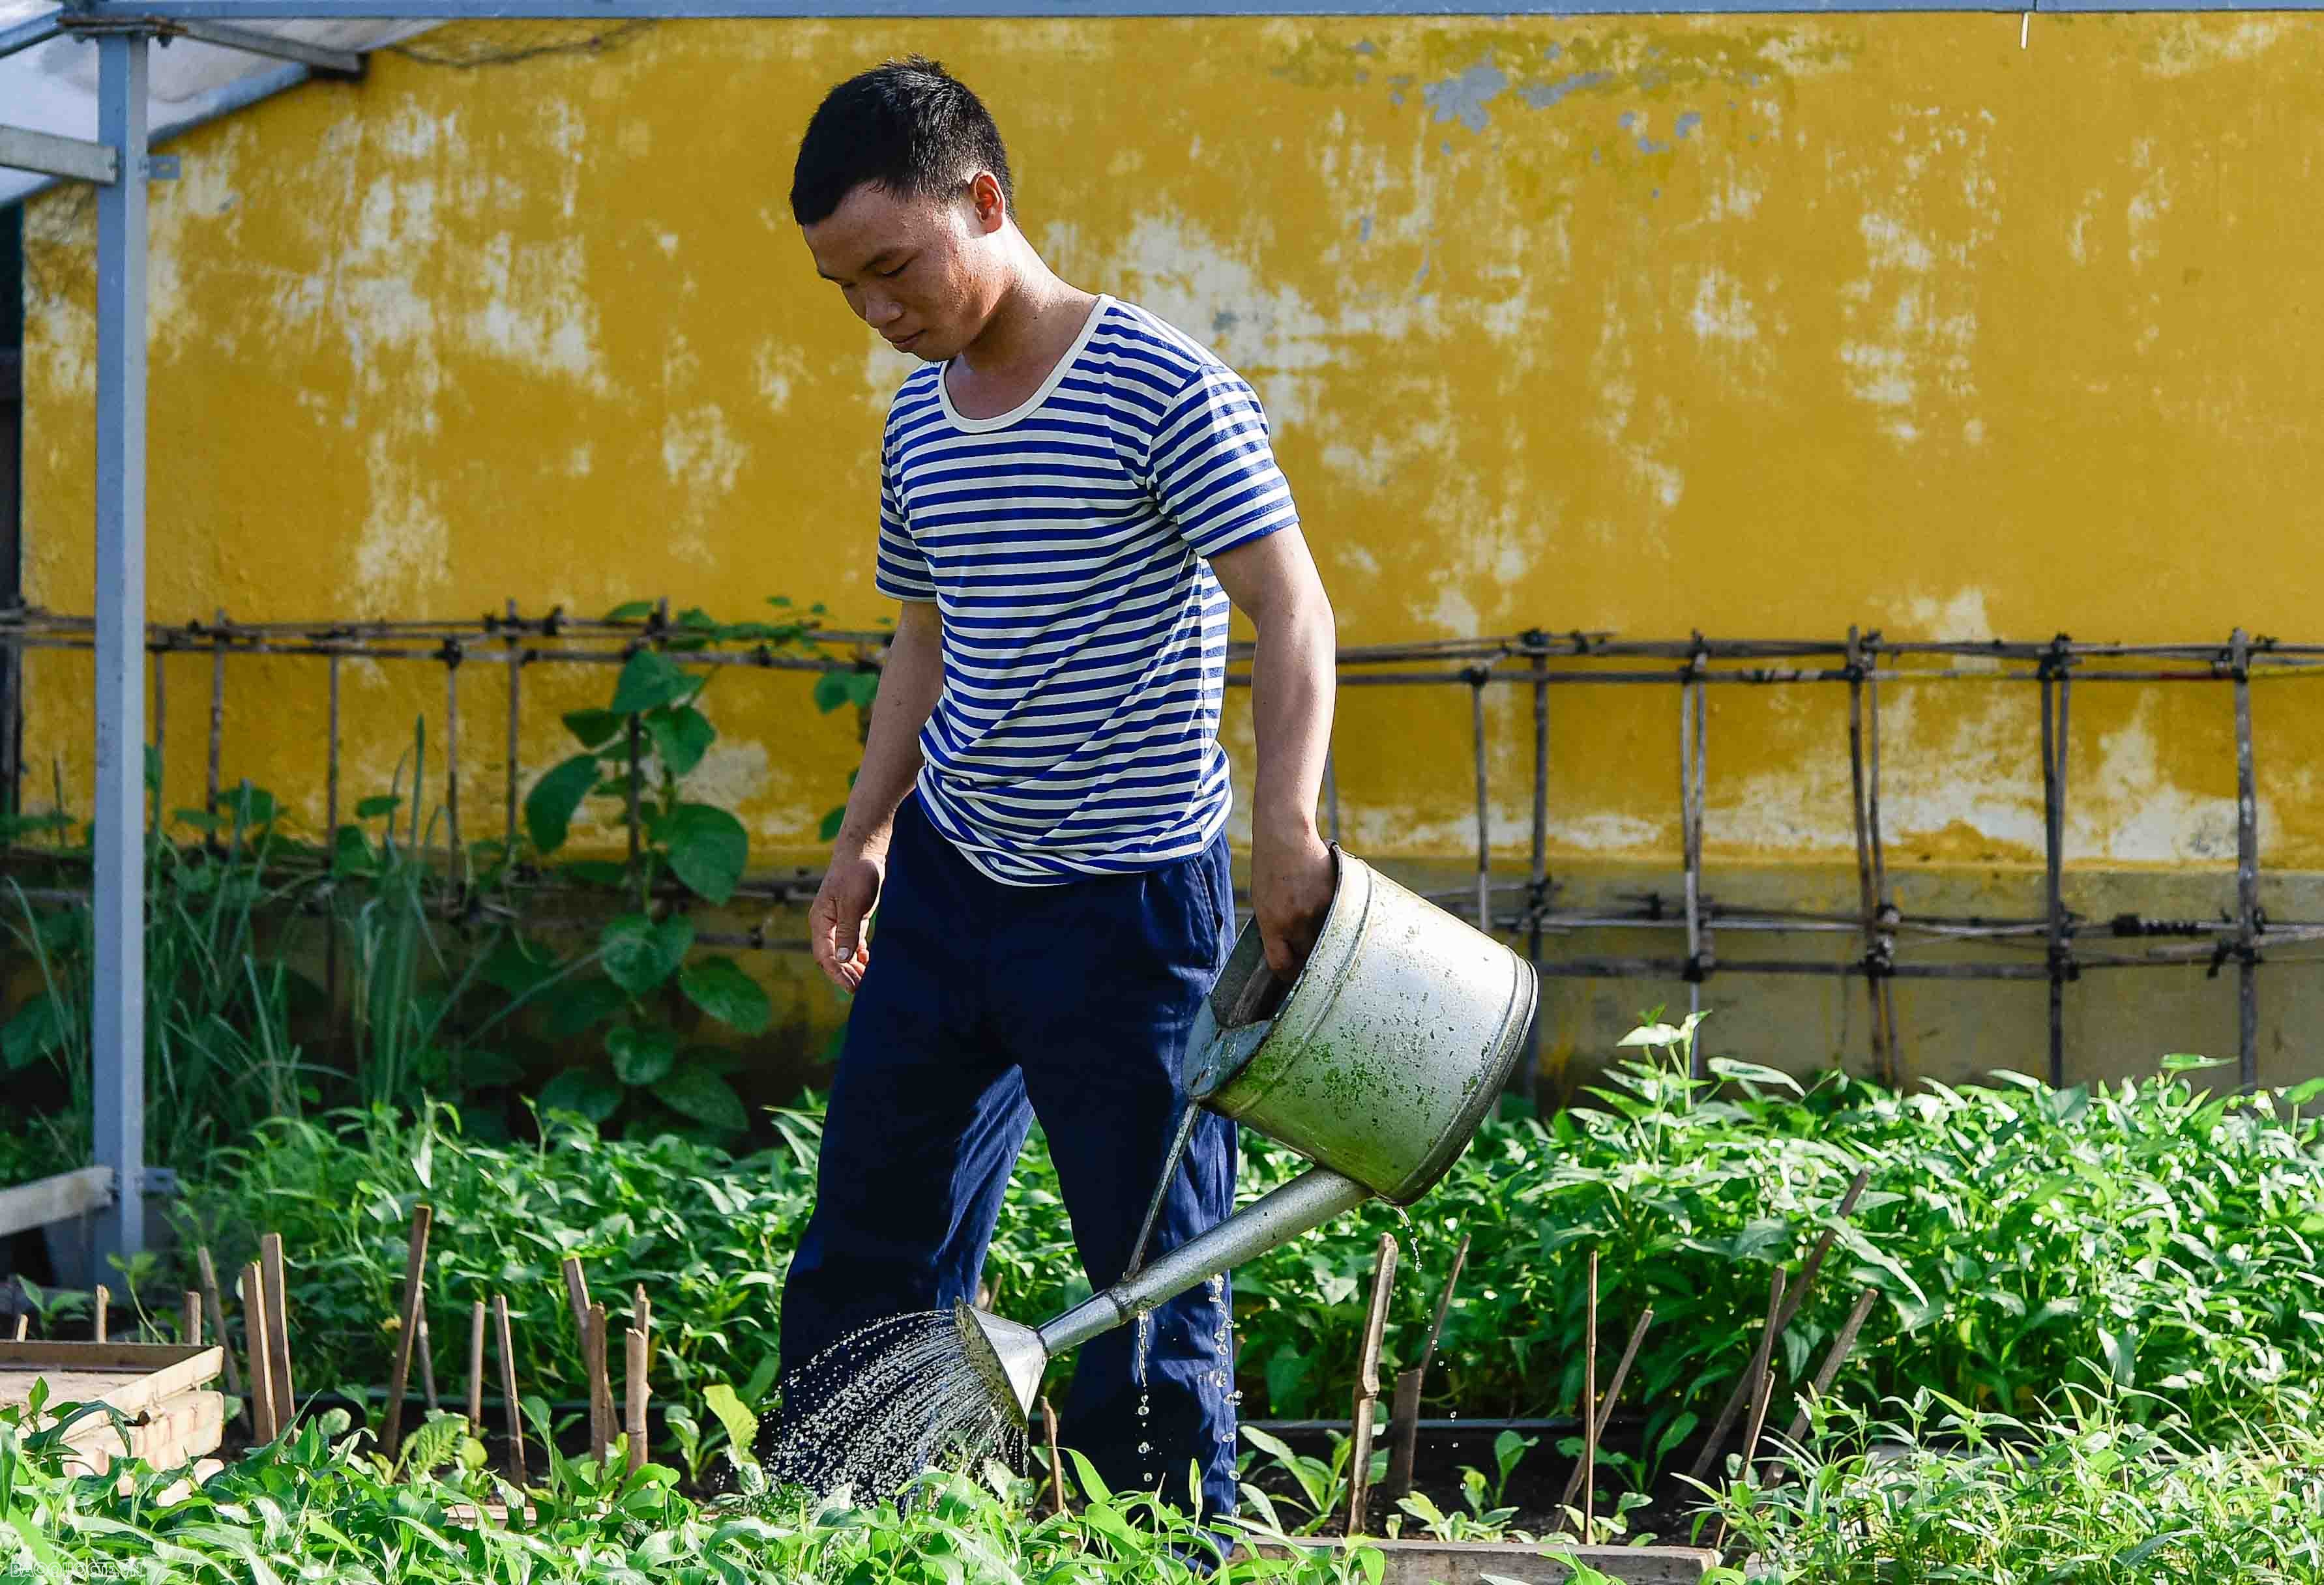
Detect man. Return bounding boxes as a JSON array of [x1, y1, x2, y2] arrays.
[[778, 55, 1337, 1519]]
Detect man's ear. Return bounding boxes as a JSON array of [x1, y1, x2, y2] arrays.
[[967, 170, 1008, 235]]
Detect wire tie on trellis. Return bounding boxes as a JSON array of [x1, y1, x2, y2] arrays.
[[1684, 948, 1715, 983], [435, 637, 464, 669], [542, 605, 565, 638]]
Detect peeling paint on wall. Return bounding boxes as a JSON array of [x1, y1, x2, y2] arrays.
[[18, 12, 2324, 894]]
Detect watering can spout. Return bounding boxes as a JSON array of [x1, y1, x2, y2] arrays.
[[954, 1166, 1376, 1427], [954, 849, 1537, 1430]]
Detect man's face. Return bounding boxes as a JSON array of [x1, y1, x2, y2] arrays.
[[804, 177, 1002, 362]]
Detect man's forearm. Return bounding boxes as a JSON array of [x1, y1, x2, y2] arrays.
[[834, 602, 945, 858], [1249, 581, 1336, 841]]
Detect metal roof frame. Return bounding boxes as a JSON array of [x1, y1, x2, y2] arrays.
[[0, 0, 2319, 1278]]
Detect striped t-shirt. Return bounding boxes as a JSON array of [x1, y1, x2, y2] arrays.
[[874, 293, 1301, 884]]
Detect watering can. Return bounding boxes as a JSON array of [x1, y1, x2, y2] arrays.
[[958, 846, 1538, 1426]]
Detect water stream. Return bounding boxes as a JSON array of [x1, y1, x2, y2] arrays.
[[756, 1311, 1023, 1503]]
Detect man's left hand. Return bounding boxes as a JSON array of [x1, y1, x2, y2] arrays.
[[1251, 813, 1335, 981]]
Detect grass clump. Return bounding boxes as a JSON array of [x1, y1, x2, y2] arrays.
[[1698, 1389, 2324, 1582]]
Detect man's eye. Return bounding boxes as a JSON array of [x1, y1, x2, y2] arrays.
[[880, 261, 908, 278]]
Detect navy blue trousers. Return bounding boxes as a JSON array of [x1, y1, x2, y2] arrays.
[[779, 791, 1242, 1516]]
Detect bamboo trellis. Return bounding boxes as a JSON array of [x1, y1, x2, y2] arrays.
[[0, 605, 2307, 1096]]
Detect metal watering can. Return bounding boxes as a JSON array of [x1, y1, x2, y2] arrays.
[[958, 847, 1538, 1425]]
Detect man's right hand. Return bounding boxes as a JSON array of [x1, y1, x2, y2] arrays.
[[812, 847, 887, 991]]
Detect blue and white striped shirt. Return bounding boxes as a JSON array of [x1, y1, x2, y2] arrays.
[[874, 294, 1301, 884]]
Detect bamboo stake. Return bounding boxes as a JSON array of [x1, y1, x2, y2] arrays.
[[1040, 1395, 1068, 1516], [1561, 1307, 1653, 1511], [206, 611, 226, 818], [1711, 1365, 1778, 1555], [467, 1300, 487, 1433], [92, 1283, 108, 1343], [196, 1247, 243, 1400], [261, 1232, 297, 1431], [1387, 1232, 1469, 1502], [1693, 1169, 1870, 1477], [381, 1204, 432, 1461], [493, 1294, 527, 1485], [625, 1324, 649, 1475], [418, 1314, 440, 1412], [183, 1288, 201, 1347], [587, 1303, 611, 1467], [10, 1314, 24, 1342], [1783, 1288, 1882, 1449], [1344, 1233, 1399, 1537], [1580, 1250, 1599, 1537], [243, 1260, 278, 1445], [1690, 1268, 1785, 1484]]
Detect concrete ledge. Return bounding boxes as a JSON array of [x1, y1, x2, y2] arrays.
[[1254, 1538, 1718, 1583]]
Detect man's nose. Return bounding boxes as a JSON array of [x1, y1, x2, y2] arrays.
[[862, 293, 904, 327]]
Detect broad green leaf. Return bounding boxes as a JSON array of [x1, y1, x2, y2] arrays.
[[600, 913, 696, 996], [605, 600, 657, 620], [645, 706, 717, 778], [537, 1068, 621, 1125], [1, 994, 65, 1070], [658, 803, 748, 904], [546, 975, 628, 1038], [523, 754, 602, 855], [607, 1025, 679, 1088], [355, 794, 402, 819], [680, 956, 771, 1035], [610, 650, 694, 716], [563, 709, 625, 750], [655, 1068, 749, 1132], [703, 1382, 757, 1468]]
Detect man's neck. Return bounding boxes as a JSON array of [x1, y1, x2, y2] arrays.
[[953, 267, 1098, 386]]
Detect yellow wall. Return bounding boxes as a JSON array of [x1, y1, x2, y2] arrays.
[[22, 13, 2324, 1084]]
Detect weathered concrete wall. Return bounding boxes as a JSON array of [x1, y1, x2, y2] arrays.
[[20, 15, 2324, 1088]]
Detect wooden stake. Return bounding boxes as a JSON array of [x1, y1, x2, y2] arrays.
[[493, 1294, 527, 1486], [382, 1204, 432, 1462], [260, 1232, 297, 1431], [1580, 1250, 1599, 1537], [196, 1246, 242, 1399], [243, 1260, 278, 1445], [1689, 1266, 1787, 1485], [10, 1314, 25, 1343], [1387, 1232, 1470, 1501], [1692, 1169, 1870, 1481], [625, 1325, 649, 1475], [93, 1283, 108, 1343], [1783, 1287, 1881, 1449], [1040, 1395, 1068, 1516], [1561, 1306, 1654, 1511], [587, 1302, 611, 1467], [560, 1257, 596, 1446], [466, 1300, 486, 1433], [417, 1314, 440, 1412], [1344, 1232, 1399, 1537], [183, 1288, 202, 1347], [1384, 1368, 1424, 1502], [1713, 1365, 1779, 1556]]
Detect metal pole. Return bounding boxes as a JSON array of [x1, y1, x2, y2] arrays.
[[2038, 645, 2072, 1088], [1526, 643, 1548, 1107], [1867, 633, 1900, 1088], [505, 600, 522, 849], [1679, 645, 1709, 1063], [91, 29, 151, 1276], [2231, 630, 2259, 1091], [1470, 671, 1490, 931], [1845, 628, 1887, 1081]]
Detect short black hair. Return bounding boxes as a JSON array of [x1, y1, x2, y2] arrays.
[[790, 56, 1016, 229]]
